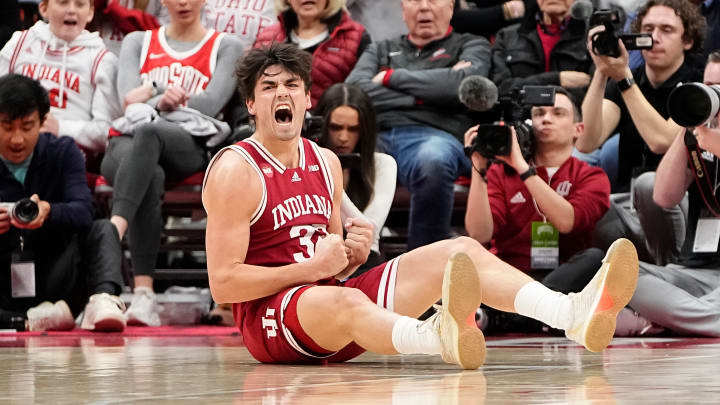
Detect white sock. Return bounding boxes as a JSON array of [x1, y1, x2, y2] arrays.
[[134, 286, 154, 296], [391, 316, 442, 355], [513, 281, 573, 330]]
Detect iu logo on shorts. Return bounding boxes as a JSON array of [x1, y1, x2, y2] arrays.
[[262, 308, 278, 338]]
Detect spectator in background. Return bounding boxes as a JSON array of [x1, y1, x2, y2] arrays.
[[702, 0, 719, 58], [346, 0, 491, 249], [465, 87, 609, 294], [0, 0, 123, 154], [315, 83, 397, 272], [203, 0, 276, 51], [617, 52, 720, 337], [626, 0, 718, 71], [254, 0, 370, 108], [491, 0, 592, 97], [100, 0, 242, 326], [451, 0, 525, 40], [578, 0, 705, 265], [91, 0, 167, 55], [346, 0, 407, 41], [0, 74, 125, 332]]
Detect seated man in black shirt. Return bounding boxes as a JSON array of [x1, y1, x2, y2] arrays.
[[577, 0, 705, 265]]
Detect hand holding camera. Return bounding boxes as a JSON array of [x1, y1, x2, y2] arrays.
[[494, 126, 530, 174], [586, 25, 633, 81], [0, 195, 49, 233], [464, 124, 529, 175], [464, 125, 488, 169], [694, 125, 720, 156]]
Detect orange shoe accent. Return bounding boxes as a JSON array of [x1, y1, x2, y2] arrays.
[[465, 313, 477, 328], [597, 287, 614, 312]]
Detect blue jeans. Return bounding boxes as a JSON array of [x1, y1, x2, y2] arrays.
[[378, 125, 471, 249], [573, 133, 619, 192]]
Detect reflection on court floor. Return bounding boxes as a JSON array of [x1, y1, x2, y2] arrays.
[[1, 334, 719, 403]]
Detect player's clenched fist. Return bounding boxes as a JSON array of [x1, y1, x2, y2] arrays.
[[343, 217, 373, 271], [312, 233, 349, 279]]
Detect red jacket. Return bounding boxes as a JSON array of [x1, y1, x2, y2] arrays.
[[487, 157, 610, 271], [254, 10, 367, 107], [96, 0, 160, 34]]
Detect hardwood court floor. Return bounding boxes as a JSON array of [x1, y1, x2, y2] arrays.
[[1, 334, 719, 404]]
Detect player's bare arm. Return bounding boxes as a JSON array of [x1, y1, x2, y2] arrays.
[[203, 150, 347, 304]]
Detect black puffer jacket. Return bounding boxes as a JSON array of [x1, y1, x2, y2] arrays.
[[490, 13, 590, 96]]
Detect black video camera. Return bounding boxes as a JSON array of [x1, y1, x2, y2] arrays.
[[302, 114, 324, 143], [300, 113, 362, 169], [590, 10, 653, 58], [469, 86, 556, 159]]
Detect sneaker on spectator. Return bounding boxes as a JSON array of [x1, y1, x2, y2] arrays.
[[126, 286, 162, 326], [80, 293, 127, 332], [614, 308, 665, 336], [26, 300, 75, 331]]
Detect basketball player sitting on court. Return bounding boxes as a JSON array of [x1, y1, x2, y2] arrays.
[[201, 43, 640, 369]]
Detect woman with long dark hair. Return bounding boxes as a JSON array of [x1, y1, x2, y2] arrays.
[[315, 83, 396, 270]]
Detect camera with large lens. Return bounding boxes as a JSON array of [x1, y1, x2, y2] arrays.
[[668, 82, 720, 128], [590, 10, 653, 57], [0, 198, 39, 225], [470, 86, 556, 159], [301, 113, 324, 143], [301, 113, 362, 169]]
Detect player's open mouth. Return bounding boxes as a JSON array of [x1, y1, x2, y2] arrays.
[[63, 20, 77, 26], [274, 105, 293, 125]]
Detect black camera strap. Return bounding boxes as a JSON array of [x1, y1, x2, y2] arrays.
[[684, 129, 720, 217]]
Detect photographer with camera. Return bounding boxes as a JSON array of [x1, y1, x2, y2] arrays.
[[616, 52, 720, 337], [490, 0, 592, 97], [465, 87, 610, 300], [0, 74, 126, 332], [578, 0, 706, 265]]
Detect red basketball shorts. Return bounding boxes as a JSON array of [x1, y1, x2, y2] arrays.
[[234, 257, 400, 363]]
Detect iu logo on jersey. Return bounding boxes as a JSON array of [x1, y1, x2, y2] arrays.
[[262, 308, 278, 338], [48, 88, 68, 109], [260, 163, 273, 177], [556, 181, 572, 197]]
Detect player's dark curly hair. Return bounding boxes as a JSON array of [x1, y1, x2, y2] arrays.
[[631, 0, 706, 55], [235, 42, 313, 101]]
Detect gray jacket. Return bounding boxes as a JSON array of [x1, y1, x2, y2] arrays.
[[346, 31, 491, 140]]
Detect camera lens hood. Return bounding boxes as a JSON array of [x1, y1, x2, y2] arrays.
[[12, 198, 39, 224], [668, 83, 720, 127]]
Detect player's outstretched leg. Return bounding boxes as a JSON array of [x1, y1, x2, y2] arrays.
[[565, 238, 639, 352], [429, 251, 486, 369]]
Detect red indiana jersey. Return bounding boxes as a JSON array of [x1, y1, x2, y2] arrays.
[[138, 26, 224, 96], [224, 137, 335, 267], [202, 136, 336, 335]]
